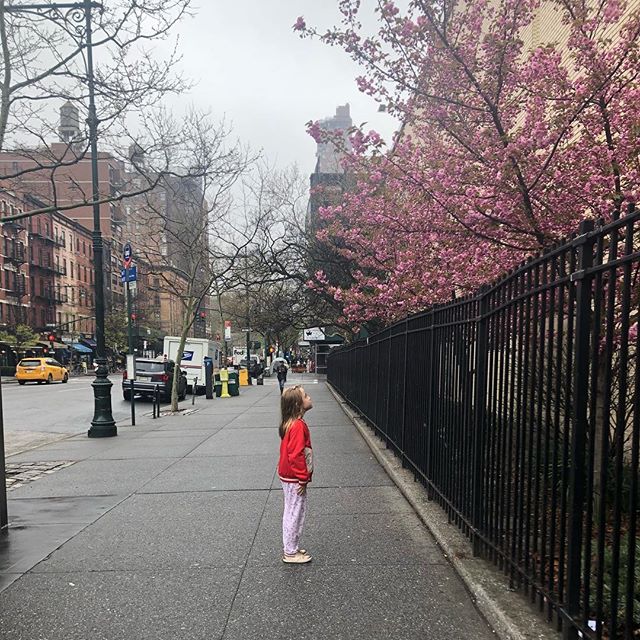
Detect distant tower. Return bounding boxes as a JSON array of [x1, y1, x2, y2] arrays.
[[58, 101, 81, 143], [128, 142, 145, 168], [315, 104, 352, 173]]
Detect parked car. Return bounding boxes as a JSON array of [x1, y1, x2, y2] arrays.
[[15, 358, 69, 385], [122, 358, 187, 401]]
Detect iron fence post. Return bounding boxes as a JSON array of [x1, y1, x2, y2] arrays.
[[564, 219, 595, 639], [400, 319, 409, 467], [0, 377, 7, 530], [472, 287, 490, 556]]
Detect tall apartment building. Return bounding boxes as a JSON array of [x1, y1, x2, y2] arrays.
[[0, 191, 29, 327], [124, 165, 210, 340], [52, 212, 95, 339], [0, 103, 127, 317], [307, 104, 353, 231], [25, 202, 56, 331]]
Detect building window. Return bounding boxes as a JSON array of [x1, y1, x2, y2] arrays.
[[70, 261, 74, 279], [76, 238, 80, 252], [83, 241, 86, 255], [61, 230, 66, 247]]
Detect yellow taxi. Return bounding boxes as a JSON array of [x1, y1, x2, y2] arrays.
[[15, 357, 69, 385]]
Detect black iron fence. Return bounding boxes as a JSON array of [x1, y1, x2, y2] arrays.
[[328, 210, 640, 640]]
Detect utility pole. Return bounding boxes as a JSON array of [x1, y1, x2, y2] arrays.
[[244, 249, 252, 385]]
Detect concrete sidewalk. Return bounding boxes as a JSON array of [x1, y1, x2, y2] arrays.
[[0, 377, 495, 640]]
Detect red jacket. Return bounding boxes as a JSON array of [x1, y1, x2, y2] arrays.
[[278, 418, 313, 485]]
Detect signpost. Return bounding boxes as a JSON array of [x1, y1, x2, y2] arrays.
[[120, 266, 137, 283], [124, 243, 135, 426]]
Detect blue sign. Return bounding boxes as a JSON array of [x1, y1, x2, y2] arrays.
[[123, 242, 133, 267], [120, 266, 137, 283], [182, 350, 194, 361]]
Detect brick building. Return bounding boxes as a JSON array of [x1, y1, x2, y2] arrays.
[[52, 211, 95, 339], [0, 191, 29, 328], [25, 203, 56, 331], [0, 104, 127, 317]]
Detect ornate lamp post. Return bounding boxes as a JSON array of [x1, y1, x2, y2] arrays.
[[5, 1, 116, 436]]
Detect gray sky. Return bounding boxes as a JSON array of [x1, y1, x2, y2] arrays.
[[166, 1, 398, 176]]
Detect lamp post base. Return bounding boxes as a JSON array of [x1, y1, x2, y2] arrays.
[[88, 359, 117, 437]]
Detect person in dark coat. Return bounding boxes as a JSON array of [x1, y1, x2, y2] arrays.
[[276, 362, 288, 394]]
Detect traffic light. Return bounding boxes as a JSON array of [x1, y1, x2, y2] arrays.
[[199, 312, 206, 319], [269, 345, 275, 354], [130, 313, 136, 321], [47, 333, 55, 343]]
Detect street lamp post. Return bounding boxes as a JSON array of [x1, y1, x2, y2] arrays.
[[82, 0, 116, 437], [5, 1, 116, 437]]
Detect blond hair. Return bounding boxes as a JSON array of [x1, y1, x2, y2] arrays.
[[279, 385, 305, 439]]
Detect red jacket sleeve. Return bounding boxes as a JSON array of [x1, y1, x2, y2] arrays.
[[286, 420, 311, 484]]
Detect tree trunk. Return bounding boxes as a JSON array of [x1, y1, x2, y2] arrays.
[[170, 299, 194, 412]]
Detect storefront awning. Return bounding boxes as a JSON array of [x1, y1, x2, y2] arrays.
[[71, 342, 92, 354], [81, 338, 97, 348]]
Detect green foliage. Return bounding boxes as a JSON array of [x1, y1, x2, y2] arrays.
[[0, 324, 40, 349], [104, 312, 129, 353], [601, 537, 640, 628]]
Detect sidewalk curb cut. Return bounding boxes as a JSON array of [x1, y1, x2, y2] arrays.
[[327, 382, 560, 640]]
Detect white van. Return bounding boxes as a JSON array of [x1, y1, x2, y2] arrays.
[[163, 337, 221, 394]]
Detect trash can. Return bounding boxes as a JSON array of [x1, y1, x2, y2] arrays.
[[214, 372, 222, 398], [228, 370, 239, 396], [238, 368, 249, 386]]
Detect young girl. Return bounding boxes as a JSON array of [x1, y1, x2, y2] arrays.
[[278, 385, 313, 564]]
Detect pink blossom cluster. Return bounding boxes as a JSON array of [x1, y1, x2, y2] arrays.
[[296, 1, 640, 326]]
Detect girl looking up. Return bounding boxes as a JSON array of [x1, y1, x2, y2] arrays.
[[278, 385, 314, 564]]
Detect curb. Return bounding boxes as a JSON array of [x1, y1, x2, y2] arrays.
[[327, 383, 560, 640]]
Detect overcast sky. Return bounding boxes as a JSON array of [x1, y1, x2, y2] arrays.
[[165, 1, 398, 177]]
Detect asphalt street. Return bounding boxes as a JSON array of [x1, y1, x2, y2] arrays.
[[2, 375, 161, 456]]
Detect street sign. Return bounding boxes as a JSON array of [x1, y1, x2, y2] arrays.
[[224, 320, 231, 341], [303, 327, 325, 341], [123, 242, 133, 268], [120, 266, 137, 283]]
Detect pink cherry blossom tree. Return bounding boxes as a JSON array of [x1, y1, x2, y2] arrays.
[[296, 0, 640, 326]]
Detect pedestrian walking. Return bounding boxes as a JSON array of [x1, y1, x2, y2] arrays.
[[276, 361, 288, 394], [278, 385, 314, 564]]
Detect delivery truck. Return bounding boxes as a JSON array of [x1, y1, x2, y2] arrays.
[[163, 337, 221, 394]]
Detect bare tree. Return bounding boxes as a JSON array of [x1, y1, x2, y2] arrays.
[[0, 0, 196, 220], [227, 164, 359, 337], [127, 110, 261, 411]]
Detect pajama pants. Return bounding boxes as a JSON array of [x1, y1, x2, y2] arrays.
[[281, 481, 307, 555]]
